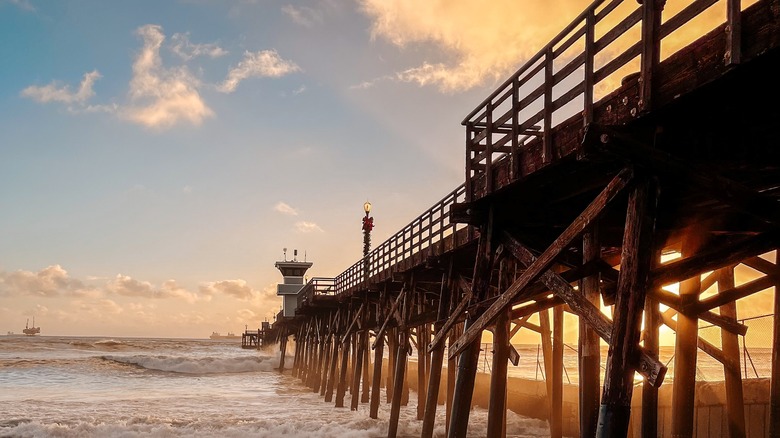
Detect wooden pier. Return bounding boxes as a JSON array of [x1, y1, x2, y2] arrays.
[[262, 0, 780, 436]]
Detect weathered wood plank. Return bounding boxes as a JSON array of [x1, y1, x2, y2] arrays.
[[450, 167, 634, 359]]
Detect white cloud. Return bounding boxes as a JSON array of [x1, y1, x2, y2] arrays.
[[5, 0, 36, 12], [295, 221, 323, 233], [281, 4, 324, 27], [122, 24, 213, 129], [170, 32, 228, 60], [357, 0, 590, 93], [217, 50, 300, 93], [107, 274, 208, 303], [292, 85, 307, 95], [200, 279, 254, 300], [21, 70, 102, 104], [0, 265, 97, 298], [274, 201, 298, 216]]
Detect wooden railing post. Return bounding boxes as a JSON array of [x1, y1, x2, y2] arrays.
[[639, 0, 665, 113]]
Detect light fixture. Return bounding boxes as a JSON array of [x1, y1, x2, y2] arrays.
[[363, 201, 372, 214]]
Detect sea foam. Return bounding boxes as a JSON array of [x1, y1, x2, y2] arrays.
[[102, 354, 278, 374]]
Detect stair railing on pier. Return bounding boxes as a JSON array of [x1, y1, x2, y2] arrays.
[[463, 0, 746, 200], [334, 184, 470, 295], [298, 277, 337, 307]]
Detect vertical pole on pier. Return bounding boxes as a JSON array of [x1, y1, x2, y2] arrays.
[[422, 267, 453, 438], [449, 218, 494, 438], [487, 308, 510, 438], [770, 251, 780, 437], [719, 265, 746, 438], [642, 289, 660, 438], [417, 286, 428, 420], [370, 329, 384, 419], [671, 229, 704, 438], [487, 257, 513, 438], [335, 334, 350, 408], [320, 333, 332, 396], [539, 309, 555, 432], [596, 175, 658, 438], [291, 326, 301, 377], [387, 327, 397, 402], [580, 228, 601, 438], [279, 335, 287, 373], [551, 304, 564, 438], [325, 336, 339, 403], [446, 321, 459, 437], [361, 328, 371, 404], [638, 0, 664, 114], [351, 330, 365, 410], [388, 327, 409, 438]]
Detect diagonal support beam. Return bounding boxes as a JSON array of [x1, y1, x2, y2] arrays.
[[502, 231, 666, 386], [372, 288, 406, 349], [426, 276, 473, 353], [449, 167, 634, 359]]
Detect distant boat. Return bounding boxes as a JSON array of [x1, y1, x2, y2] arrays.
[[210, 331, 240, 340], [23, 318, 40, 336]]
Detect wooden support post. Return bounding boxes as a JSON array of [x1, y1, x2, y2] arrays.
[[552, 305, 564, 438], [320, 335, 332, 396], [279, 335, 287, 373], [446, 322, 459, 437], [351, 330, 365, 410], [719, 266, 746, 438], [388, 329, 409, 438], [596, 176, 658, 438], [387, 327, 397, 403], [369, 330, 384, 419], [291, 330, 300, 378], [642, 294, 660, 438], [422, 269, 453, 438], [325, 337, 339, 402], [417, 290, 428, 420], [449, 217, 496, 438], [361, 328, 371, 404], [487, 308, 510, 438], [580, 229, 601, 438], [448, 318, 483, 438], [539, 309, 556, 434], [671, 231, 704, 438], [335, 336, 350, 408]]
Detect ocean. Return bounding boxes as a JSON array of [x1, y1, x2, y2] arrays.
[[0, 336, 554, 438]]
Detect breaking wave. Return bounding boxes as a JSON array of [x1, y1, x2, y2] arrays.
[[101, 354, 277, 374]]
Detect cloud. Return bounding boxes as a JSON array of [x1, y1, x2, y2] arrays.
[[357, 0, 591, 93], [122, 24, 213, 128], [21, 70, 102, 104], [107, 274, 208, 303], [170, 32, 228, 60], [281, 4, 324, 27], [217, 50, 300, 93], [200, 279, 254, 300], [0, 265, 96, 297], [292, 85, 307, 95], [4, 0, 36, 12], [274, 201, 299, 216], [295, 221, 323, 233]]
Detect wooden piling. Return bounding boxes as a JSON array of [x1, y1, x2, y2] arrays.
[[335, 336, 350, 408], [596, 176, 658, 437], [369, 331, 384, 419], [580, 228, 601, 438], [719, 266, 746, 438], [325, 337, 339, 403], [487, 308, 509, 438], [388, 329, 409, 438]]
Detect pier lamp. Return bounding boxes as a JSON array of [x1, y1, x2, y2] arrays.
[[362, 201, 374, 280]]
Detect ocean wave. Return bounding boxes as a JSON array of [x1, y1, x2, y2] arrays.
[[101, 354, 278, 374]]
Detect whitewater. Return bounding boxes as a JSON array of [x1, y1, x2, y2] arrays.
[[0, 336, 554, 437]]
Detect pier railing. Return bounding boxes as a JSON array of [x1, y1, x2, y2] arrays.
[[298, 277, 337, 307], [334, 184, 471, 295], [463, 0, 746, 200]]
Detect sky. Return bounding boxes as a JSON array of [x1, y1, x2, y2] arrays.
[[0, 0, 771, 340], [0, 0, 605, 338]]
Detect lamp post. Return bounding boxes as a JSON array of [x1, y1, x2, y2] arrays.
[[362, 201, 373, 281]]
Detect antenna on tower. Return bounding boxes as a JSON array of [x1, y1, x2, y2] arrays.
[[283, 248, 287, 261], [294, 249, 298, 261], [304, 250, 307, 262]]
